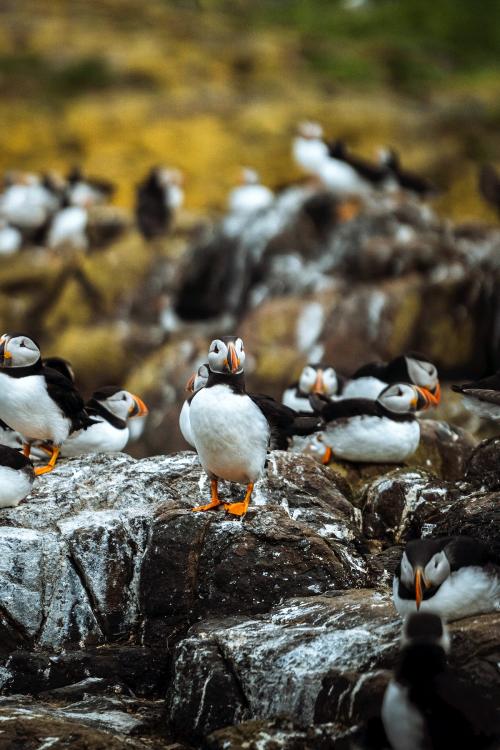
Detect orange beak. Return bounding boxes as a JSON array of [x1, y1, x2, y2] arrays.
[[413, 386, 431, 411], [312, 369, 325, 395], [225, 342, 240, 374], [425, 381, 441, 406], [415, 568, 424, 610], [129, 394, 149, 418], [185, 373, 196, 393], [0, 337, 12, 365]]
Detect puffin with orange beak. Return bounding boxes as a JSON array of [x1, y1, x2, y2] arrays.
[[342, 352, 441, 408], [190, 336, 322, 516], [0, 333, 94, 475], [393, 536, 500, 622], [282, 363, 343, 413], [59, 386, 149, 457]]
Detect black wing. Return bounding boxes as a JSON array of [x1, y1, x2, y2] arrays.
[[0, 444, 32, 471], [352, 360, 389, 379], [452, 371, 500, 402], [43, 367, 96, 433], [249, 393, 322, 450], [309, 393, 381, 422]]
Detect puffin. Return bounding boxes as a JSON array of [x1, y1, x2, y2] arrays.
[[0, 173, 59, 234], [452, 370, 500, 420], [135, 166, 184, 240], [478, 163, 500, 216], [179, 363, 209, 447], [382, 612, 500, 750], [393, 536, 500, 622], [47, 205, 88, 250], [227, 168, 273, 215], [0, 333, 94, 474], [378, 148, 437, 198], [61, 386, 148, 456], [0, 220, 22, 255], [328, 139, 389, 189], [42, 356, 76, 383], [189, 336, 322, 515], [282, 363, 342, 412], [66, 166, 115, 208], [309, 382, 427, 464], [0, 445, 35, 509], [342, 352, 441, 406], [292, 121, 329, 175]]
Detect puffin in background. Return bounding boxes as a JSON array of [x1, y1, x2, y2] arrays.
[[282, 363, 342, 412], [0, 333, 94, 475], [135, 166, 184, 240], [60, 386, 148, 456], [378, 147, 438, 199], [179, 363, 209, 447], [66, 166, 115, 208], [310, 382, 427, 464], [292, 121, 329, 175], [0, 445, 35, 509], [452, 370, 500, 420], [382, 612, 500, 750], [393, 536, 500, 622], [327, 139, 389, 190], [0, 220, 22, 255], [227, 168, 273, 215], [342, 352, 441, 406], [189, 336, 321, 515]]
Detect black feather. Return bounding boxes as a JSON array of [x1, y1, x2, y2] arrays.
[[0, 444, 33, 471], [43, 366, 96, 433]]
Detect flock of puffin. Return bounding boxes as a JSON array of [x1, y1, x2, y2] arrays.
[[0, 121, 499, 748]]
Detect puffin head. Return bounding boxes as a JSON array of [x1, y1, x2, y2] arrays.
[[185, 363, 210, 393], [0, 333, 41, 368], [296, 121, 324, 140], [299, 364, 338, 397], [404, 353, 440, 406], [208, 336, 245, 375], [378, 383, 429, 414], [91, 386, 149, 421], [401, 612, 450, 654], [399, 539, 453, 611]]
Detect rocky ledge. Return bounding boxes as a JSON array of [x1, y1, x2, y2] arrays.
[[0, 427, 498, 748]]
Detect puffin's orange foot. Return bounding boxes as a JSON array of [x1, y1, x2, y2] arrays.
[[34, 446, 60, 476], [223, 501, 248, 516], [191, 499, 222, 512], [35, 464, 56, 476], [321, 447, 332, 465]]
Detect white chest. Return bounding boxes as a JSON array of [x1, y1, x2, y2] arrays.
[[318, 158, 369, 195], [282, 388, 313, 413], [324, 415, 420, 462], [382, 681, 426, 750], [0, 465, 33, 508], [0, 372, 70, 444], [179, 401, 194, 447], [341, 376, 387, 400], [62, 418, 129, 456], [190, 385, 270, 484]]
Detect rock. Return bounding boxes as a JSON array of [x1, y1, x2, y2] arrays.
[[465, 436, 500, 490], [205, 718, 356, 750]]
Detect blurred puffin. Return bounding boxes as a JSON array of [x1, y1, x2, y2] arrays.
[[0, 445, 35, 508], [382, 612, 500, 750], [282, 363, 342, 412], [66, 166, 115, 208], [135, 166, 184, 240], [189, 336, 322, 515], [378, 147, 438, 198], [328, 139, 389, 189], [179, 363, 209, 447], [292, 121, 329, 175], [393, 536, 500, 622], [309, 383, 427, 464], [227, 168, 273, 215], [47, 205, 88, 250], [342, 352, 441, 406], [61, 386, 148, 456], [42, 356, 75, 383], [0, 333, 93, 474], [0, 173, 59, 234], [0, 220, 22, 255], [452, 370, 500, 420]]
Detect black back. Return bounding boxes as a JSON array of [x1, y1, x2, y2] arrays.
[[42, 366, 96, 434], [328, 139, 389, 185], [135, 169, 171, 239], [0, 444, 33, 472], [309, 393, 414, 423], [42, 357, 75, 383]]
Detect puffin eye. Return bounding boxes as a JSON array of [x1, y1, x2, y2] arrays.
[[213, 344, 219, 354]]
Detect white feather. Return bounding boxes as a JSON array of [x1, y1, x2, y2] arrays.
[[0, 372, 71, 445], [282, 387, 313, 413], [0, 225, 22, 255], [341, 376, 387, 400], [292, 136, 329, 173], [393, 566, 500, 622], [323, 415, 420, 462], [179, 400, 194, 447], [317, 157, 370, 196], [382, 681, 426, 750], [190, 384, 269, 484], [0, 465, 33, 508], [61, 418, 129, 456], [47, 206, 88, 250], [228, 185, 273, 214], [461, 394, 500, 421]]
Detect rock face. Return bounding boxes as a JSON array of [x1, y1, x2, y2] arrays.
[[0, 433, 498, 748]]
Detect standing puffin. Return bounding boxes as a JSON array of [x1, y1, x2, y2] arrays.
[[189, 336, 321, 515], [179, 363, 209, 447], [0, 333, 94, 474], [393, 536, 500, 622], [135, 166, 184, 240], [292, 121, 329, 176], [309, 383, 427, 464], [327, 139, 389, 189], [0, 445, 35, 508], [66, 166, 115, 208], [382, 612, 500, 750], [452, 370, 500, 420], [342, 352, 441, 406], [378, 148, 438, 199], [282, 363, 342, 413], [227, 168, 273, 215], [61, 386, 148, 456]]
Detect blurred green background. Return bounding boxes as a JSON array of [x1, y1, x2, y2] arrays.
[[1, 0, 500, 220]]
